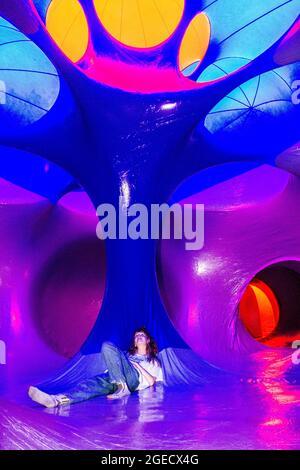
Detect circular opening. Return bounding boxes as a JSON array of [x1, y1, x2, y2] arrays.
[[46, 0, 89, 63], [239, 279, 280, 340], [239, 262, 300, 347], [32, 237, 106, 358], [0, 16, 60, 129], [179, 12, 210, 76], [93, 0, 185, 49]]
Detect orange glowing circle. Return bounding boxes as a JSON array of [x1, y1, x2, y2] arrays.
[[93, 0, 185, 49], [46, 0, 89, 63], [179, 12, 210, 74], [239, 279, 280, 340]]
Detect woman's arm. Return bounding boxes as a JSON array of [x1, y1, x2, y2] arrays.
[[132, 362, 156, 387]]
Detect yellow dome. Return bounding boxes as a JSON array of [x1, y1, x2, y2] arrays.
[[94, 0, 185, 49]]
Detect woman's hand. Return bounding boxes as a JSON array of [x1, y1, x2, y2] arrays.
[[131, 362, 156, 387]]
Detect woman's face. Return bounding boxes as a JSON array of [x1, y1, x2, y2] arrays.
[[134, 331, 149, 348]]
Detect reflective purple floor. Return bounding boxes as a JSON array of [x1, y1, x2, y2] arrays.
[[1, 378, 300, 450]]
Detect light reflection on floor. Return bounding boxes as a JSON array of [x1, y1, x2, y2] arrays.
[[1, 378, 300, 450]]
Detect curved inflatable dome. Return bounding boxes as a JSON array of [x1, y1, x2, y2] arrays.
[[0, 17, 60, 131]]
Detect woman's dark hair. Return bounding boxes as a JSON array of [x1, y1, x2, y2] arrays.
[[128, 326, 160, 363]]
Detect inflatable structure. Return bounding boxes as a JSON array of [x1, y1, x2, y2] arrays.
[[1, 0, 300, 401]]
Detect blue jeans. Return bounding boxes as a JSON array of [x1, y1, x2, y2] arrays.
[[64, 342, 140, 404]]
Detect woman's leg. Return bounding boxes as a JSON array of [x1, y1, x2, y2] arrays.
[[101, 341, 140, 392], [28, 374, 118, 408], [62, 374, 118, 404], [29, 342, 140, 407]]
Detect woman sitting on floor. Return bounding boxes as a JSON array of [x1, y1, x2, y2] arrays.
[[28, 326, 164, 407]]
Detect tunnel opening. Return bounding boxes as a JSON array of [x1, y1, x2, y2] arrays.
[[239, 262, 300, 348], [32, 236, 106, 359]]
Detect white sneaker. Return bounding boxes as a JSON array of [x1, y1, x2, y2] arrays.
[[28, 386, 59, 408]]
